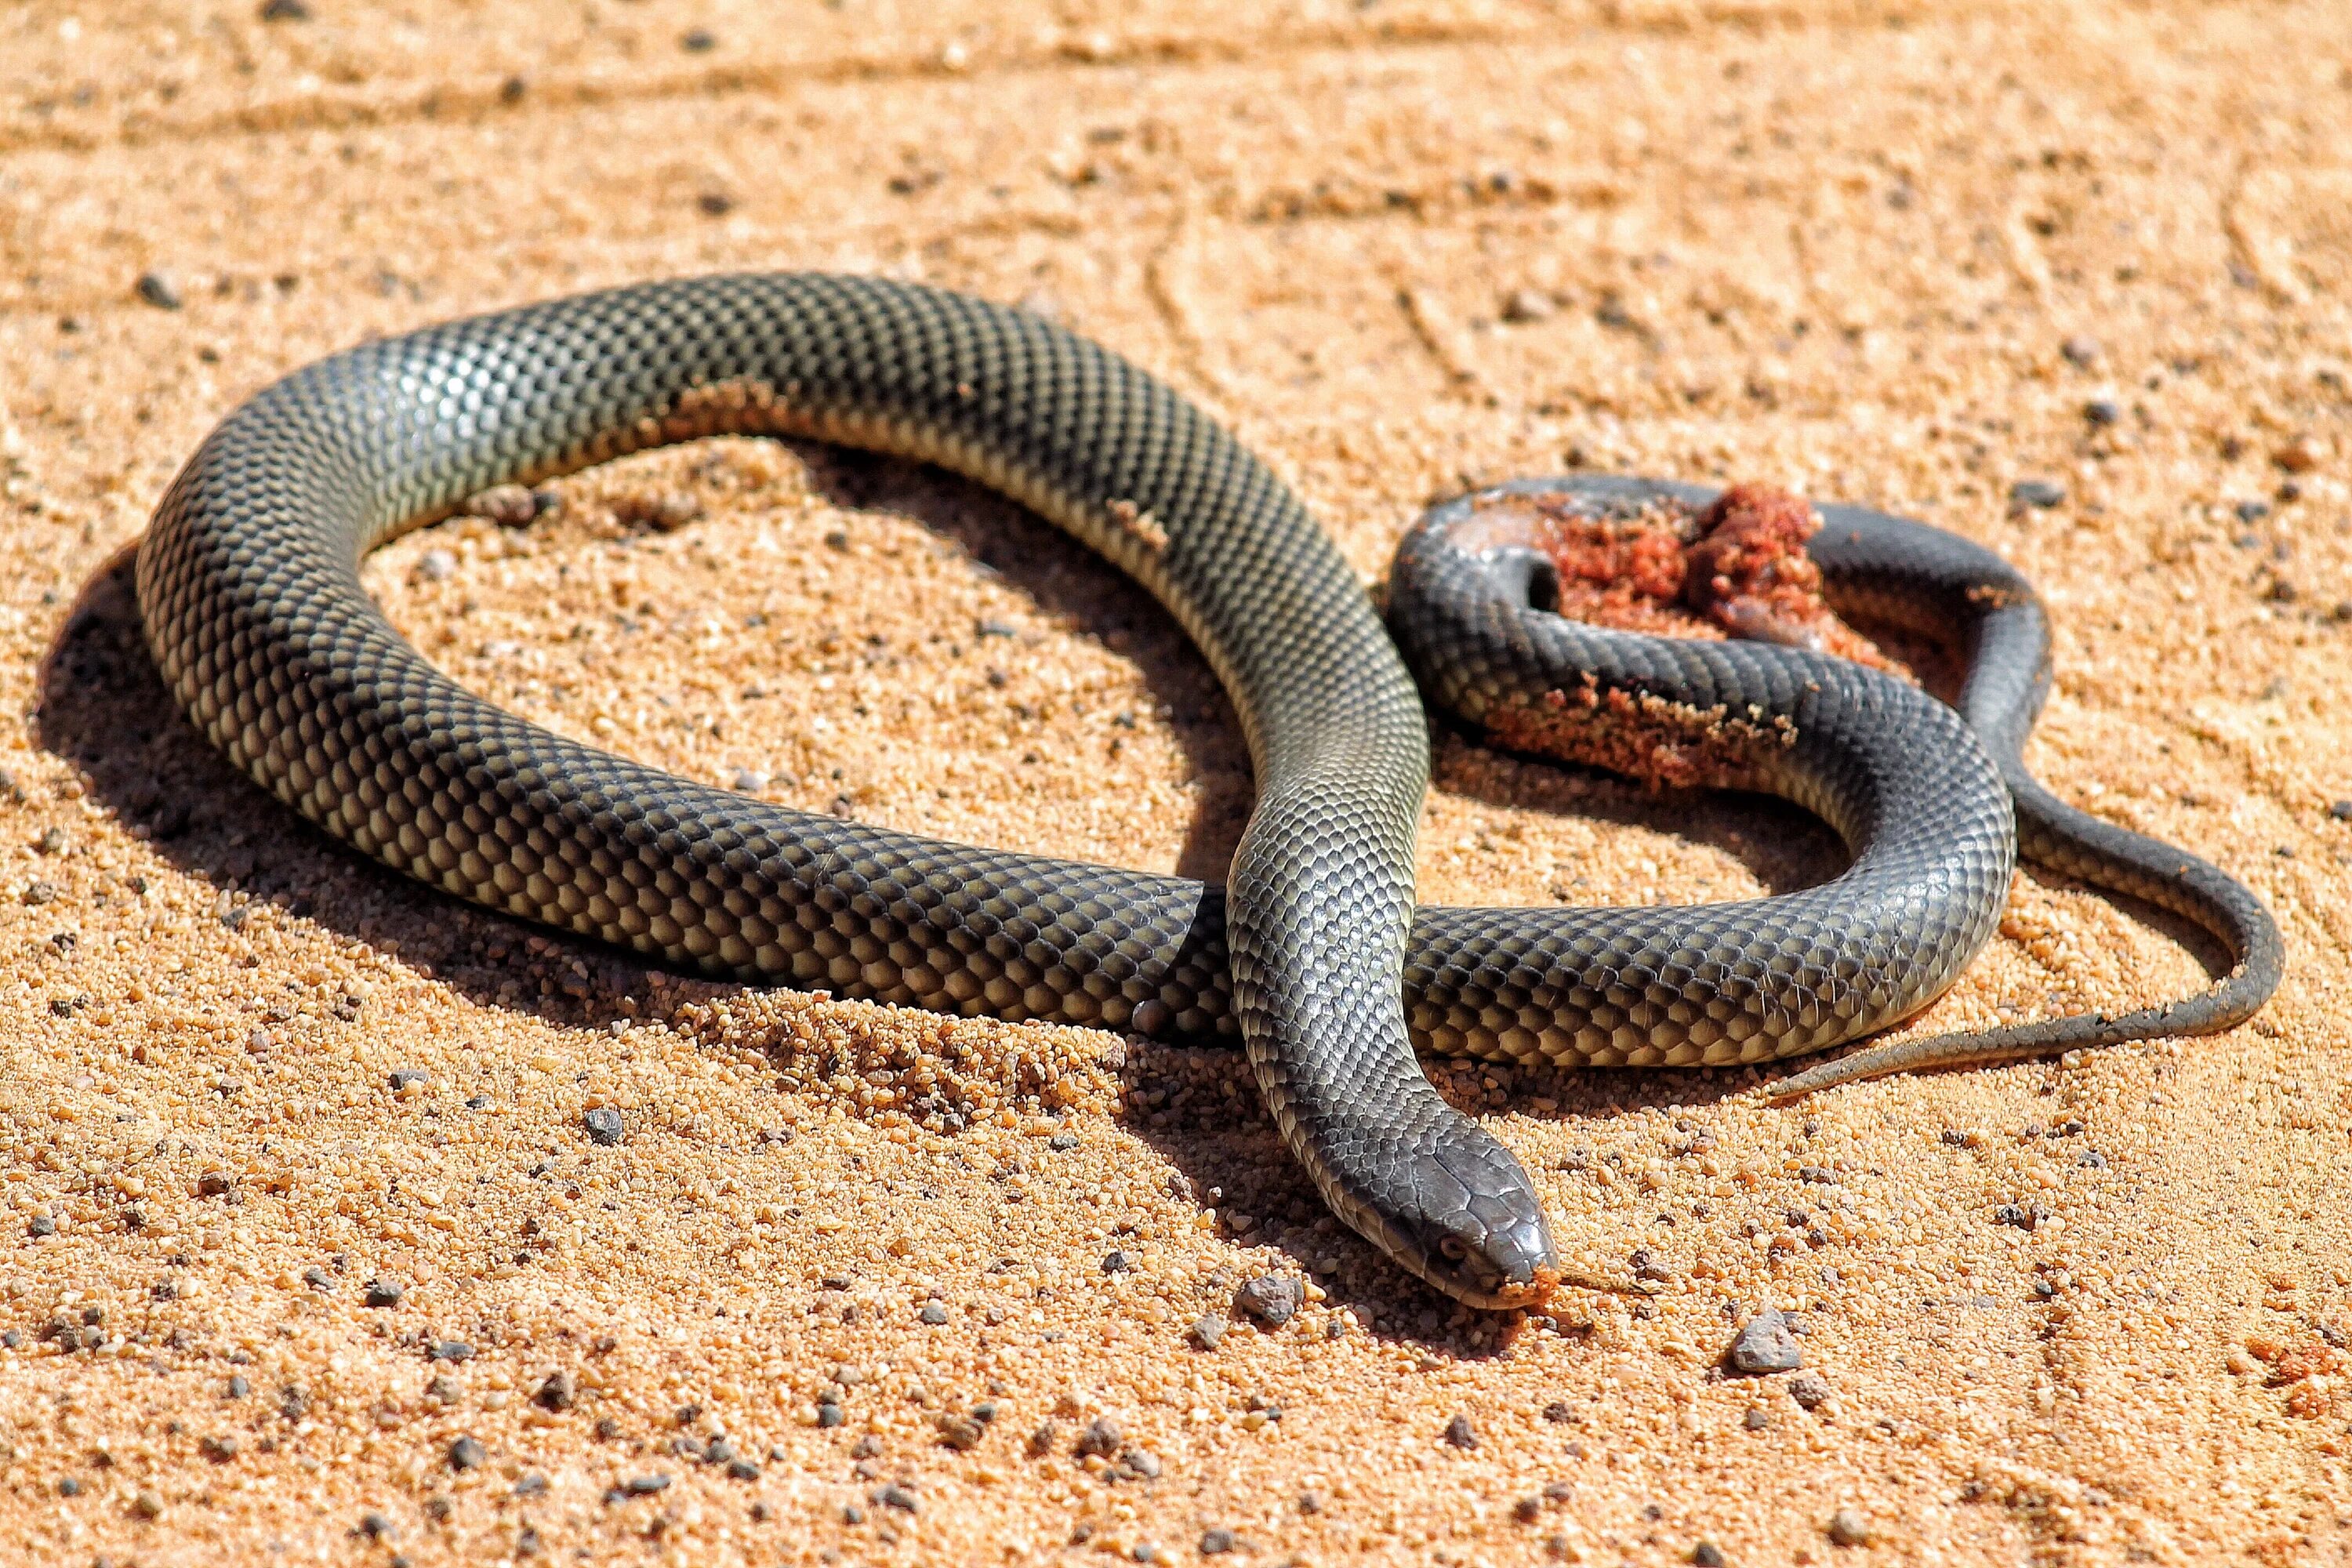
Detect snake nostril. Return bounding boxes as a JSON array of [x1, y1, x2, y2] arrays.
[[1437, 1236, 1469, 1263]]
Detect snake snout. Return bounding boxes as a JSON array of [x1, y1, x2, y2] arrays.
[[1400, 1131, 1560, 1309]]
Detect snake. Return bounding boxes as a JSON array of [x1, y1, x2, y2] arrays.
[[135, 274, 2282, 1309]]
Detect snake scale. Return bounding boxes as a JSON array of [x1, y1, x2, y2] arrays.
[[136, 274, 2281, 1308]]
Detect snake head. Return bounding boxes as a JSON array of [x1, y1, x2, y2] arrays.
[[1381, 1128, 1561, 1311]]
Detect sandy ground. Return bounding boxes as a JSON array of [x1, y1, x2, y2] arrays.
[[2, 1, 2350, 1563]]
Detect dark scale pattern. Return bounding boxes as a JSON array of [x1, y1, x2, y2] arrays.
[[137, 274, 1548, 1308]]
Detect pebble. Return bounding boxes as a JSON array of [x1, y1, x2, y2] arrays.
[[2275, 437, 2321, 474], [2009, 478, 2066, 510], [432, 1340, 474, 1363], [1443, 1414, 1479, 1450], [1200, 1526, 1238, 1555], [623, 1473, 670, 1496], [935, 1413, 986, 1450], [1102, 1250, 1134, 1274], [514, 1474, 549, 1496], [583, 1108, 625, 1146], [535, 1371, 576, 1412], [617, 492, 702, 532], [1993, 1201, 2050, 1231], [301, 1265, 334, 1292], [2236, 499, 2271, 523], [2083, 398, 2121, 426], [681, 27, 717, 51], [1693, 1542, 1727, 1567], [1233, 1274, 1301, 1327], [132, 1490, 164, 1520], [1075, 1417, 1123, 1458], [1189, 1314, 1227, 1351], [136, 271, 183, 310], [1743, 1406, 1771, 1431], [877, 1482, 917, 1512], [1827, 1508, 1873, 1547], [2328, 800, 2352, 822], [731, 769, 768, 794], [201, 1435, 239, 1462], [2060, 335, 2101, 367], [388, 1068, 429, 1091], [259, 0, 311, 17], [58, 1478, 83, 1497], [1047, 1130, 1079, 1151], [918, 1301, 949, 1325], [1502, 289, 1555, 323], [227, 1375, 250, 1400], [726, 1458, 760, 1481], [448, 1436, 487, 1472], [363, 1277, 405, 1308], [1728, 1308, 1804, 1374], [416, 548, 459, 583], [1787, 1370, 1832, 1410], [357, 1511, 391, 1538], [27, 1214, 55, 1237], [462, 485, 543, 526]]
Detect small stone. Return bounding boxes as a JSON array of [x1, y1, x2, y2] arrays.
[[227, 1375, 251, 1400], [357, 1511, 391, 1538], [681, 27, 717, 50], [463, 485, 541, 526], [1993, 1201, 2049, 1232], [448, 1437, 486, 1472], [918, 1301, 949, 1326], [1743, 1406, 1771, 1431], [136, 272, 183, 310], [388, 1068, 429, 1091], [514, 1474, 550, 1496], [816, 1401, 845, 1428], [1512, 1497, 1542, 1523], [1827, 1508, 1873, 1547], [1189, 1315, 1227, 1351], [363, 1277, 405, 1308], [583, 1108, 624, 1146], [617, 492, 702, 532], [2275, 437, 2321, 474], [1233, 1274, 1301, 1328], [2328, 800, 2352, 822], [731, 769, 768, 794], [877, 1482, 917, 1512], [57, 1478, 83, 1497], [1200, 1526, 1238, 1555], [416, 548, 458, 583], [1074, 1417, 1123, 1459], [2059, 334, 2100, 367], [259, 0, 310, 17], [200, 1435, 240, 1462], [1443, 1414, 1479, 1450], [2009, 478, 2066, 510], [535, 1371, 576, 1412], [27, 1214, 55, 1237], [302, 1266, 335, 1293], [433, 1340, 474, 1363], [624, 1474, 670, 1496], [22, 881, 56, 906], [697, 192, 734, 216], [2083, 398, 2121, 426], [1728, 1308, 1804, 1374], [1787, 1371, 1833, 1410], [1047, 1130, 1079, 1151], [1102, 1250, 1134, 1275], [726, 1457, 760, 1481], [1693, 1542, 1726, 1567], [132, 1489, 164, 1520], [1502, 289, 1555, 323], [2236, 498, 2272, 523], [1541, 1400, 1573, 1423], [1119, 1446, 1162, 1479], [935, 1414, 985, 1451]]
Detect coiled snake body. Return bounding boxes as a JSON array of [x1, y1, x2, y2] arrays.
[[137, 275, 2281, 1307]]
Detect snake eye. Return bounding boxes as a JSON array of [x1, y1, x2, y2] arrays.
[[1437, 1236, 1469, 1263]]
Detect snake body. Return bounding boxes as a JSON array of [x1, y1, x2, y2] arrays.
[[136, 275, 2281, 1308]]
